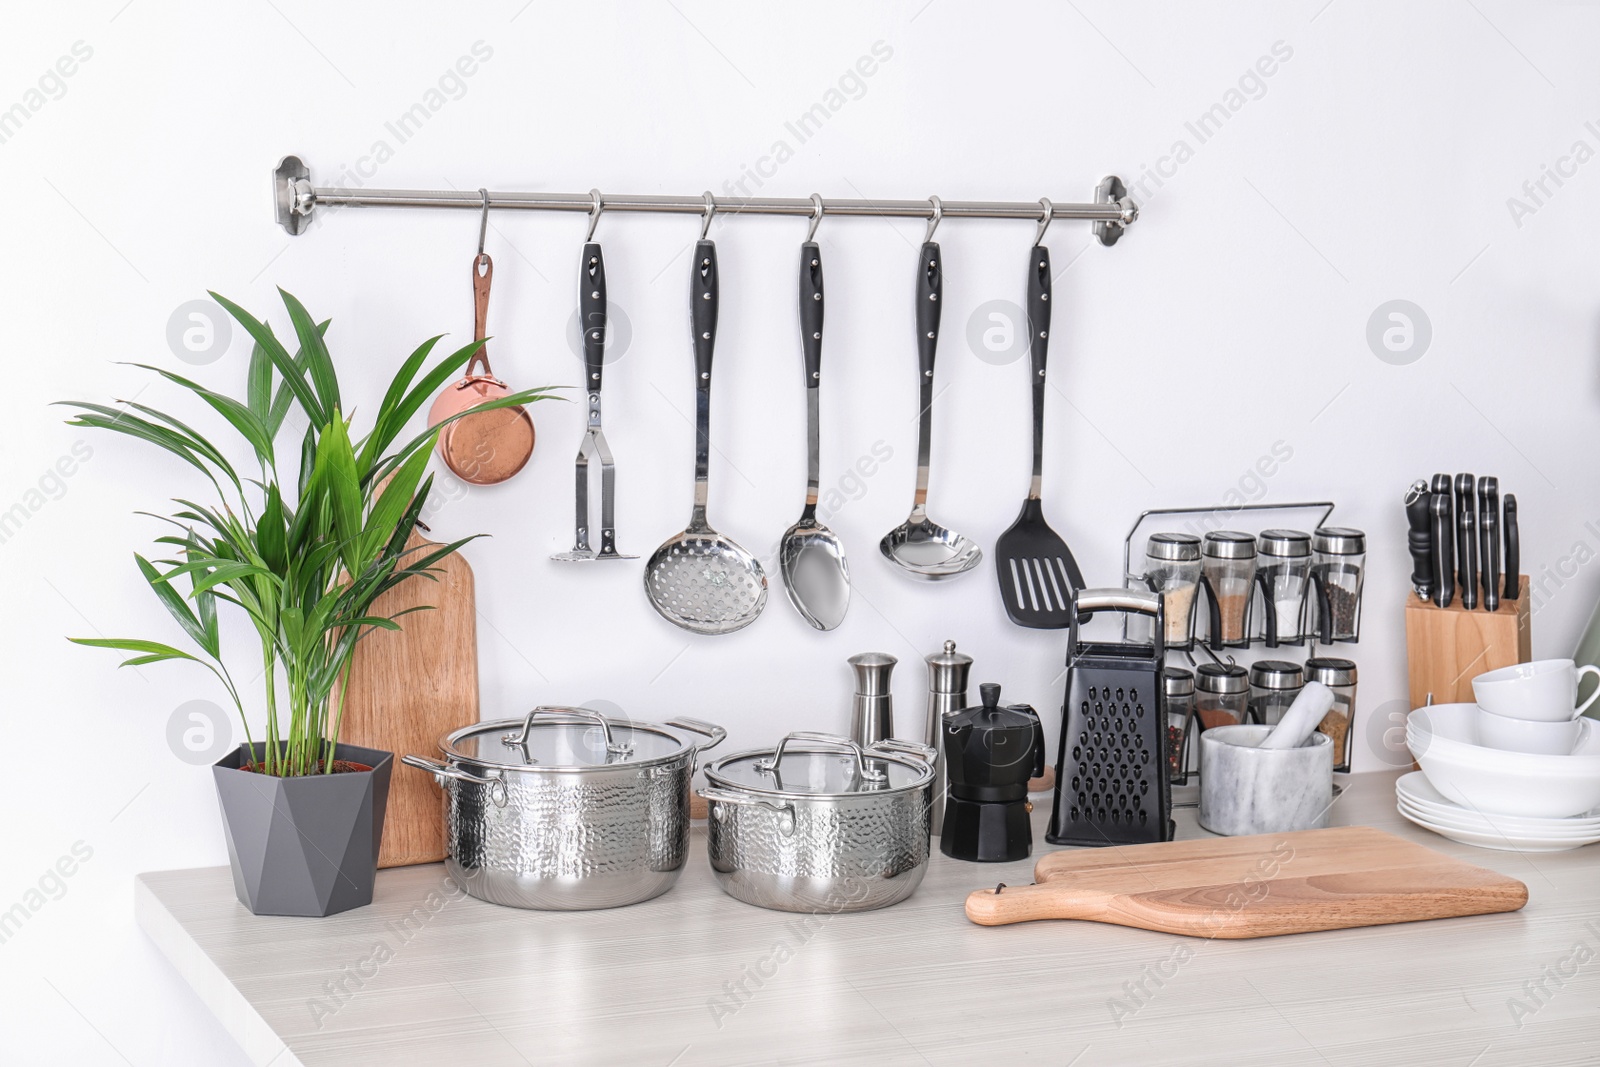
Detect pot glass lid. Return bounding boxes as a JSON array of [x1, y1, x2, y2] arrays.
[[709, 734, 929, 796], [445, 707, 687, 769]]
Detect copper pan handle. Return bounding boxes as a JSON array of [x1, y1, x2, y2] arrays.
[[468, 252, 493, 377]]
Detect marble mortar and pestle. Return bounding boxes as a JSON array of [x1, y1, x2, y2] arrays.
[[1199, 681, 1336, 836]]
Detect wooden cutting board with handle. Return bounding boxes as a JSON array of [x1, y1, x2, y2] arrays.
[[964, 826, 1527, 938], [340, 527, 477, 868]]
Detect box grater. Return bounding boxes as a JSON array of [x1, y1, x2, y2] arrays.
[[1047, 587, 1174, 847]]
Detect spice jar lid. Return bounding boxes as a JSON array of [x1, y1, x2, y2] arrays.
[[1249, 659, 1305, 689], [1304, 657, 1358, 686], [1202, 531, 1257, 560], [1147, 532, 1202, 562], [1258, 529, 1311, 558], [1195, 662, 1250, 693], [1313, 527, 1366, 555], [1162, 667, 1195, 698]]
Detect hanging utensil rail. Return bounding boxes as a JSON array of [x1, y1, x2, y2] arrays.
[[271, 156, 1139, 245]]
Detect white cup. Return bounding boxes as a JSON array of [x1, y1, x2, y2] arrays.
[[1474, 705, 1583, 755], [1472, 659, 1600, 723]]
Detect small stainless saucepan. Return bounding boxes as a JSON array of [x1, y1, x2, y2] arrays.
[[700, 732, 935, 913], [403, 706, 724, 910]]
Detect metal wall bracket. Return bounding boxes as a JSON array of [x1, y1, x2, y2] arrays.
[[1093, 175, 1136, 246], [273, 155, 312, 236]]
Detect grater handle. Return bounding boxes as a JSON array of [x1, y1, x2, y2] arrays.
[[1074, 587, 1160, 618]]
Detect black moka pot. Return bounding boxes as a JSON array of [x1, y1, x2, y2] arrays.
[[941, 682, 1045, 862]]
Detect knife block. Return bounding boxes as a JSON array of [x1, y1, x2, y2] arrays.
[[1404, 576, 1530, 707]]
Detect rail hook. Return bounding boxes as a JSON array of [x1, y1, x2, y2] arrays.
[[1034, 197, 1054, 247], [585, 188, 604, 242], [476, 188, 491, 262], [700, 191, 716, 240], [925, 195, 943, 243], [806, 193, 824, 243]]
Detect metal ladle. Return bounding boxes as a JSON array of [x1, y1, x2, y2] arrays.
[[880, 198, 983, 581], [779, 195, 851, 629]]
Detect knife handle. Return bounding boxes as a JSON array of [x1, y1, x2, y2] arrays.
[[1431, 492, 1454, 609], [1405, 481, 1433, 600], [1480, 477, 1500, 613], [1503, 494, 1520, 601], [1456, 473, 1478, 611]]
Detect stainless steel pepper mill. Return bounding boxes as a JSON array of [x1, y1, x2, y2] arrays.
[[925, 639, 973, 834], [848, 653, 897, 747]]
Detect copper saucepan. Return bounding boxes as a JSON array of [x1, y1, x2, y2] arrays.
[[428, 199, 535, 484]]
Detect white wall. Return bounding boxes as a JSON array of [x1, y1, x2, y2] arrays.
[[5, 1, 1599, 1062]]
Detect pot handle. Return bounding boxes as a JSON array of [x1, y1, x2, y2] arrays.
[[867, 738, 937, 767], [666, 717, 727, 753], [401, 755, 508, 808], [756, 731, 888, 783], [698, 787, 796, 836], [500, 705, 633, 759]]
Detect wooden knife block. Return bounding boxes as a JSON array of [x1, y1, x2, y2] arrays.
[[1404, 576, 1530, 708]]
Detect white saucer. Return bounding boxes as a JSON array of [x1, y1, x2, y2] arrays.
[[1396, 803, 1600, 852]]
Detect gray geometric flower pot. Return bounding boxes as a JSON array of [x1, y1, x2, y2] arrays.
[[212, 742, 392, 917]]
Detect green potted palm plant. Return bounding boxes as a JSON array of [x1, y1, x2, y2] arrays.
[[63, 289, 553, 916]]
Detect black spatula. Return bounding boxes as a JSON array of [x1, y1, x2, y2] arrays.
[[994, 241, 1086, 628]]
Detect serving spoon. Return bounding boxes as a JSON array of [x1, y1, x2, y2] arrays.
[[779, 197, 850, 629]]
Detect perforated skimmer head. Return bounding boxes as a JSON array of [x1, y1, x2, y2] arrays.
[[644, 530, 767, 635]]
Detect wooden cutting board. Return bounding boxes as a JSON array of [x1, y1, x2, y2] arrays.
[[964, 826, 1527, 938], [340, 529, 477, 868]]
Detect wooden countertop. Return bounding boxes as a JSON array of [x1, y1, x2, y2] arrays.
[[135, 770, 1600, 1066]]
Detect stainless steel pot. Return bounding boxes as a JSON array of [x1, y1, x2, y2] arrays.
[[700, 732, 935, 913], [403, 706, 724, 910]]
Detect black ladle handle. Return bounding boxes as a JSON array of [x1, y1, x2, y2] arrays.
[[690, 241, 718, 505], [912, 242, 941, 508]]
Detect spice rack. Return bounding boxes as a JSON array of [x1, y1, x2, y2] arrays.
[[1122, 501, 1362, 784]]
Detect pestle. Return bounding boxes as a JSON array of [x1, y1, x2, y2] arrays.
[[1258, 681, 1335, 750]]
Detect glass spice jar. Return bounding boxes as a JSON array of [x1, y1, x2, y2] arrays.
[[1311, 527, 1366, 643], [1248, 659, 1304, 726], [1145, 533, 1203, 650], [1304, 657, 1357, 771], [1256, 529, 1312, 646], [1163, 667, 1196, 784], [1195, 662, 1249, 732], [1202, 531, 1257, 649]]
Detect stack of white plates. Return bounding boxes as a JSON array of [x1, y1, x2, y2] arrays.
[[1396, 772, 1600, 852]]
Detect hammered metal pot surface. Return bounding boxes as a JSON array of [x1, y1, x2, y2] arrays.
[[444, 760, 691, 910], [705, 785, 932, 912]]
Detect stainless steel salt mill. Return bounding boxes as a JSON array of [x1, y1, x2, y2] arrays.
[[924, 640, 973, 835], [848, 653, 897, 748]]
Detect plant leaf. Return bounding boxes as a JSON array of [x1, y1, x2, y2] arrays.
[[68, 636, 201, 669], [208, 291, 326, 428], [278, 290, 341, 418], [314, 413, 363, 575]]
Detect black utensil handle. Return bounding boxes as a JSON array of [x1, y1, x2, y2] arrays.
[[1504, 494, 1520, 601], [580, 242, 606, 393], [799, 241, 824, 388], [1481, 476, 1500, 613], [916, 241, 942, 387], [1455, 473, 1477, 610], [692, 240, 718, 382], [1405, 481, 1433, 599], [1255, 569, 1280, 647], [1431, 492, 1454, 608], [1027, 247, 1051, 486]]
